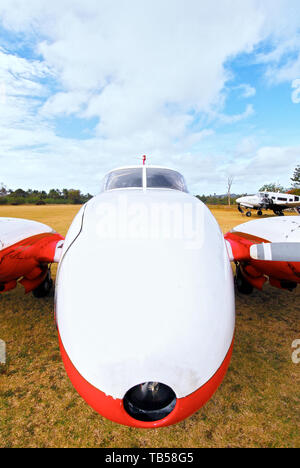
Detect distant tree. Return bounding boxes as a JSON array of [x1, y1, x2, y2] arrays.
[[62, 188, 69, 200], [289, 189, 300, 196], [0, 184, 92, 205], [291, 165, 300, 188], [68, 189, 82, 204], [13, 188, 27, 198], [81, 192, 93, 203], [259, 183, 286, 193], [227, 176, 234, 206], [0, 183, 8, 197], [196, 193, 243, 205], [48, 189, 62, 199]]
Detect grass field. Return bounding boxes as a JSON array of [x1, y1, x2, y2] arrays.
[[0, 205, 299, 448]]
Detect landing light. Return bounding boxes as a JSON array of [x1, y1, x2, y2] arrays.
[[123, 382, 177, 422]]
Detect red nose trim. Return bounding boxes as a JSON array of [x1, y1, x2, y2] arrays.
[[58, 332, 234, 428]]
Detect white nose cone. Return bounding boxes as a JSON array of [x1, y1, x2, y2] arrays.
[[55, 190, 235, 399]]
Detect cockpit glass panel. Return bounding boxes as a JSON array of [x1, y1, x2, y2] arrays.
[[146, 168, 188, 192], [103, 167, 188, 192], [104, 168, 143, 190]]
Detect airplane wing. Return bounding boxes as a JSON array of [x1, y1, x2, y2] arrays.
[[225, 216, 300, 258], [225, 216, 300, 291], [0, 218, 64, 294]]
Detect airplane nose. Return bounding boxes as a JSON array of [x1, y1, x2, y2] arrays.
[[56, 191, 235, 427], [58, 329, 234, 427], [123, 382, 177, 422]]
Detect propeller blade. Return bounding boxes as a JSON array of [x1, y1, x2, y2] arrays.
[[250, 243, 300, 262]]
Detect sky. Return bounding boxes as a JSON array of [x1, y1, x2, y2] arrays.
[[0, 0, 299, 195]]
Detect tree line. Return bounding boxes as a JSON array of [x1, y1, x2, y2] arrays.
[[0, 186, 93, 205], [0, 165, 299, 206], [196, 194, 243, 205]]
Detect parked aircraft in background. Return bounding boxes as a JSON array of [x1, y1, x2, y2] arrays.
[[236, 192, 300, 217], [0, 164, 299, 428]]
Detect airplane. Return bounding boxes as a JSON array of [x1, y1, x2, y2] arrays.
[[0, 164, 299, 428], [236, 191, 300, 217]]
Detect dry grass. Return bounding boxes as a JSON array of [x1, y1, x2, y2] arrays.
[[0, 205, 299, 448]]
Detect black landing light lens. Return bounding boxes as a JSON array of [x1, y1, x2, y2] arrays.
[[123, 382, 177, 422]]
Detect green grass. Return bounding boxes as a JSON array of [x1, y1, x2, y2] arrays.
[[0, 205, 299, 447]]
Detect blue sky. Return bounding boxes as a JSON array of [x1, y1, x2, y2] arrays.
[[0, 0, 299, 195]]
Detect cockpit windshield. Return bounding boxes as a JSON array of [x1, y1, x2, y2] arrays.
[[104, 168, 143, 190], [146, 168, 187, 192], [103, 167, 188, 192]]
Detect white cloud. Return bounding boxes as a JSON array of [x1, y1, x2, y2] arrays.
[[238, 84, 256, 98], [0, 46, 53, 133], [0, 1, 268, 137], [255, 1, 300, 85], [228, 144, 300, 193], [0, 1, 299, 194], [0, 47, 51, 97], [217, 104, 255, 125], [40, 91, 91, 117], [266, 55, 300, 85]]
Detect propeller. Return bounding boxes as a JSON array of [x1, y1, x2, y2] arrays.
[[250, 243, 300, 262]]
